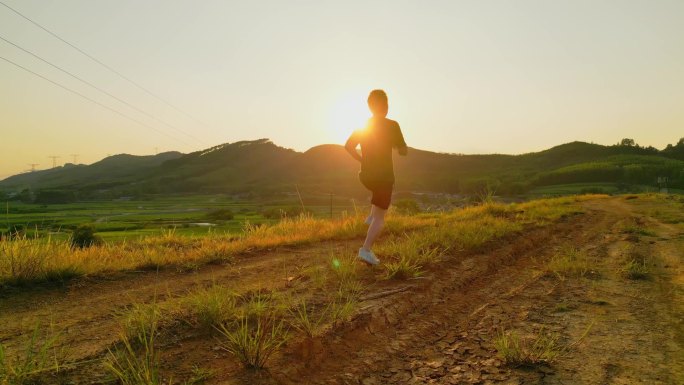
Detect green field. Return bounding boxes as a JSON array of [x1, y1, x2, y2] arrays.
[[0, 194, 364, 241], [4, 187, 681, 242], [526, 182, 684, 196]]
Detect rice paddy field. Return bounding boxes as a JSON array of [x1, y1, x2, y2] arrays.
[[0, 194, 368, 241]]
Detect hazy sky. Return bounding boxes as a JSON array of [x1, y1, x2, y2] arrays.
[[1, 0, 683, 179]]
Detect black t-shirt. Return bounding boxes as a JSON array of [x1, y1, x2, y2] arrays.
[[349, 117, 407, 183]]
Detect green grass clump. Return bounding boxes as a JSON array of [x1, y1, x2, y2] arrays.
[[622, 224, 656, 237], [185, 366, 214, 385], [216, 314, 289, 369], [329, 253, 359, 283], [553, 303, 572, 313], [105, 316, 169, 385], [118, 303, 164, 341], [289, 301, 329, 338], [186, 284, 237, 330], [547, 246, 591, 279], [495, 329, 563, 366], [241, 292, 279, 319], [0, 325, 63, 385], [330, 297, 357, 325], [621, 258, 650, 280], [385, 257, 423, 280]]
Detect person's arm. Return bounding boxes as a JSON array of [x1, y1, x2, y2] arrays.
[[394, 123, 408, 156], [345, 131, 362, 162]]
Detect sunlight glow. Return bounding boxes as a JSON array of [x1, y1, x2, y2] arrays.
[[327, 92, 370, 142]]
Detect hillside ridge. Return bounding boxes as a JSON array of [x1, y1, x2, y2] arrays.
[[1, 138, 683, 197]]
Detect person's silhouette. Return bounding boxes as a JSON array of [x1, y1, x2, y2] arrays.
[[345, 89, 407, 265]]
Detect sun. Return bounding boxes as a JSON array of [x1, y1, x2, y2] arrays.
[[327, 92, 370, 142]]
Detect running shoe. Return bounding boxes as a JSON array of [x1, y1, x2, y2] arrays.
[[358, 248, 380, 265]]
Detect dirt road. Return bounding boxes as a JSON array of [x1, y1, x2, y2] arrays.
[[1, 197, 682, 384]]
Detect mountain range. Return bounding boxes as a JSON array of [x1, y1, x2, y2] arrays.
[[2, 138, 683, 200]]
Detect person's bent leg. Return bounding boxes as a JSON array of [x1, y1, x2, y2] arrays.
[[362, 204, 386, 251], [365, 205, 375, 225]]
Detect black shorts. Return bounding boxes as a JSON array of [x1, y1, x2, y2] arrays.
[[360, 178, 394, 210]]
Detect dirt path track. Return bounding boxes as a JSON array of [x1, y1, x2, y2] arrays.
[[1, 197, 682, 384], [261, 198, 683, 385], [0, 240, 360, 365]]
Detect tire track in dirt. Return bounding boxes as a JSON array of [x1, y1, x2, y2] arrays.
[[0, 239, 361, 362], [245, 198, 682, 385], [246, 208, 610, 385]]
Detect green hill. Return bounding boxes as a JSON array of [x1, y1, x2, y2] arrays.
[[1, 138, 683, 200]]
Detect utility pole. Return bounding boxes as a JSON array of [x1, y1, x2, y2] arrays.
[[70, 154, 79, 164], [48, 155, 60, 168], [27, 163, 39, 172], [154, 147, 158, 155], [657, 177, 669, 193]]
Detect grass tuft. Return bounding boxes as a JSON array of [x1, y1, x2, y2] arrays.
[[186, 284, 237, 330], [385, 257, 423, 280], [622, 224, 656, 237], [0, 324, 63, 385], [215, 313, 289, 369], [185, 366, 214, 385], [118, 303, 163, 341], [621, 258, 650, 280], [495, 329, 563, 366], [289, 301, 329, 338], [105, 317, 169, 385], [547, 246, 592, 279]]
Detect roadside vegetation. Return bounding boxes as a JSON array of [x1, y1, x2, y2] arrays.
[[0, 195, 597, 287]]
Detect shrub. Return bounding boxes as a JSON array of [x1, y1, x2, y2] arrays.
[[71, 225, 102, 249]]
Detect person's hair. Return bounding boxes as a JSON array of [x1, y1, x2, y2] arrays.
[[367, 89, 388, 110]]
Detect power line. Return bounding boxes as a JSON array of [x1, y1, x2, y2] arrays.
[[0, 0, 208, 128], [0, 34, 206, 145], [0, 55, 185, 144]]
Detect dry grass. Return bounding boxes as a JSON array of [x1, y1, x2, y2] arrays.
[[547, 246, 592, 279], [0, 197, 589, 288]]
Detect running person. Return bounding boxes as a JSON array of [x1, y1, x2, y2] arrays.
[[345, 89, 408, 265]]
